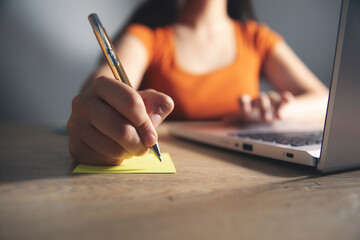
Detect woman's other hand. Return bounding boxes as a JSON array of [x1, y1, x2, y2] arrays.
[[223, 91, 294, 124]]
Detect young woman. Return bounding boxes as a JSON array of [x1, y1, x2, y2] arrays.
[[67, 0, 329, 165]]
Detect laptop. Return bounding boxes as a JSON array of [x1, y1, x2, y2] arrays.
[[169, 0, 360, 173]]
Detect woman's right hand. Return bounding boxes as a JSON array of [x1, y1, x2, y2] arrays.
[[67, 76, 174, 166]]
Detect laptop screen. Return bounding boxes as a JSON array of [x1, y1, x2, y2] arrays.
[[318, 0, 360, 172]]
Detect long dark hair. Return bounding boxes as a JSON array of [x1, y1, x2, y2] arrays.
[[123, 0, 256, 29]]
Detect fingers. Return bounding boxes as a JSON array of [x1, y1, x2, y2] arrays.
[[232, 91, 293, 124], [223, 94, 253, 124], [139, 89, 174, 127], [223, 94, 262, 125], [254, 91, 294, 121], [257, 93, 273, 121], [267, 91, 294, 118], [67, 112, 135, 160], [67, 76, 174, 165], [68, 137, 126, 166], [267, 91, 282, 119], [281, 91, 294, 104], [92, 76, 157, 147], [238, 94, 252, 115], [71, 94, 148, 156], [249, 93, 273, 122]]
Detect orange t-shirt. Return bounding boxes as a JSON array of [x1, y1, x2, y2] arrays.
[[127, 20, 282, 120]]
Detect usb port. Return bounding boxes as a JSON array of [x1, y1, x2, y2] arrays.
[[286, 153, 294, 158], [243, 143, 253, 151]]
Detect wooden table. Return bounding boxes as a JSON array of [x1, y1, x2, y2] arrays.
[[1, 123, 360, 240]]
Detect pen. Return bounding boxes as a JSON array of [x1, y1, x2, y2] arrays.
[[88, 13, 162, 162]]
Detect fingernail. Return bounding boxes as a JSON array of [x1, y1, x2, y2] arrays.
[[144, 133, 157, 147], [150, 113, 162, 127]]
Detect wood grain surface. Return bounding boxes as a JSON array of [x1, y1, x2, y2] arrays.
[[1, 123, 360, 240]]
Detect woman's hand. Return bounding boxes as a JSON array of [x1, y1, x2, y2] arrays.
[[67, 76, 174, 166], [223, 91, 294, 124]]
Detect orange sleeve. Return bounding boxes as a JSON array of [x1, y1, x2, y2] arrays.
[[244, 21, 283, 63], [126, 24, 155, 66]]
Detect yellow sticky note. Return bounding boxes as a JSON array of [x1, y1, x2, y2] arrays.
[[72, 153, 176, 174]]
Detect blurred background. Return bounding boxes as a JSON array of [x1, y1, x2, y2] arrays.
[[0, 0, 341, 124]]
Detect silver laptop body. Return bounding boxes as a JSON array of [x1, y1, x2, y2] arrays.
[[169, 0, 360, 173]]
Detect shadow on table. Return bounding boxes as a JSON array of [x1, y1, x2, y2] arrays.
[[0, 124, 82, 183]]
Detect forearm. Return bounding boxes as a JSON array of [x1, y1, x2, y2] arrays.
[[81, 32, 149, 93]]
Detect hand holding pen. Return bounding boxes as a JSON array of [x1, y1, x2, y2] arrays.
[[66, 13, 174, 166]]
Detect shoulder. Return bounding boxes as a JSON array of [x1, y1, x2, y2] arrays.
[[126, 24, 172, 42], [236, 20, 282, 43], [126, 24, 174, 64], [235, 20, 283, 58], [239, 20, 270, 32], [126, 24, 154, 43], [126, 24, 172, 50]]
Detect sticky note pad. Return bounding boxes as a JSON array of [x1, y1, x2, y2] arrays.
[[72, 153, 176, 174]]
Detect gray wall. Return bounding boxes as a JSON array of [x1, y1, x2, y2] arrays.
[[0, 0, 341, 123], [252, 0, 341, 89]]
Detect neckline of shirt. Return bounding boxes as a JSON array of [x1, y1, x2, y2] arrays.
[[169, 20, 242, 78]]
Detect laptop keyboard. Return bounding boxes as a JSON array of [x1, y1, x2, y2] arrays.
[[235, 131, 323, 146]]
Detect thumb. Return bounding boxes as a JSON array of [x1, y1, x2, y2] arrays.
[[139, 89, 174, 127]]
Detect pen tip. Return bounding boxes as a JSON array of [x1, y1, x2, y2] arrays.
[[150, 142, 162, 162]]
